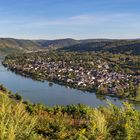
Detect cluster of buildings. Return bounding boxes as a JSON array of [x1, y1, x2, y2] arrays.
[[4, 56, 140, 96]]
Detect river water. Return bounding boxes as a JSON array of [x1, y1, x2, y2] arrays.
[[0, 58, 140, 109]]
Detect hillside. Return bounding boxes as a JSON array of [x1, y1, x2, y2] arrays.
[[0, 38, 140, 55], [36, 38, 80, 49], [36, 39, 112, 49], [36, 38, 140, 54], [0, 38, 42, 55], [58, 39, 140, 54], [0, 38, 80, 55], [0, 85, 140, 140]]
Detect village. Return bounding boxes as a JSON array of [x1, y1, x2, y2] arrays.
[[3, 52, 140, 99]]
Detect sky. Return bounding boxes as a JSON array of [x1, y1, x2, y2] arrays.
[[0, 0, 140, 39]]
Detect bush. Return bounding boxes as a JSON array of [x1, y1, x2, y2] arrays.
[[0, 84, 8, 92], [14, 93, 22, 101]]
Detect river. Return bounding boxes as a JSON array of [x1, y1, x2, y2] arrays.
[[0, 58, 140, 109]]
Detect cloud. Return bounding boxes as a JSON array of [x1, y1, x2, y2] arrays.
[[15, 12, 140, 30], [0, 12, 140, 39], [16, 15, 95, 29]]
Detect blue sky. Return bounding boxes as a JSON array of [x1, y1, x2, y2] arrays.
[[0, 0, 140, 39]]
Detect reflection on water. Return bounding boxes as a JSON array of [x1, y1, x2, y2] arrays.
[[0, 59, 140, 110]]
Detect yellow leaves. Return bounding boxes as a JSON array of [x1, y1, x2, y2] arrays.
[[87, 109, 108, 140], [0, 95, 37, 140], [125, 122, 129, 128], [7, 125, 15, 140], [80, 128, 86, 135], [93, 109, 107, 135]]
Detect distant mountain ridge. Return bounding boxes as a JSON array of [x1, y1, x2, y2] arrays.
[[55, 39, 140, 54], [35, 38, 115, 48], [0, 38, 140, 55], [35, 38, 80, 49]]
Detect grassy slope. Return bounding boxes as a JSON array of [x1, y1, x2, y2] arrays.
[[0, 38, 42, 55]]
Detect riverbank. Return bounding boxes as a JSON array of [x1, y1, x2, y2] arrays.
[[1, 63, 129, 101], [6, 65, 140, 103]]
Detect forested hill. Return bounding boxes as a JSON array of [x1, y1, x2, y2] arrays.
[[0, 38, 140, 55], [36, 38, 140, 54], [58, 39, 140, 54]]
